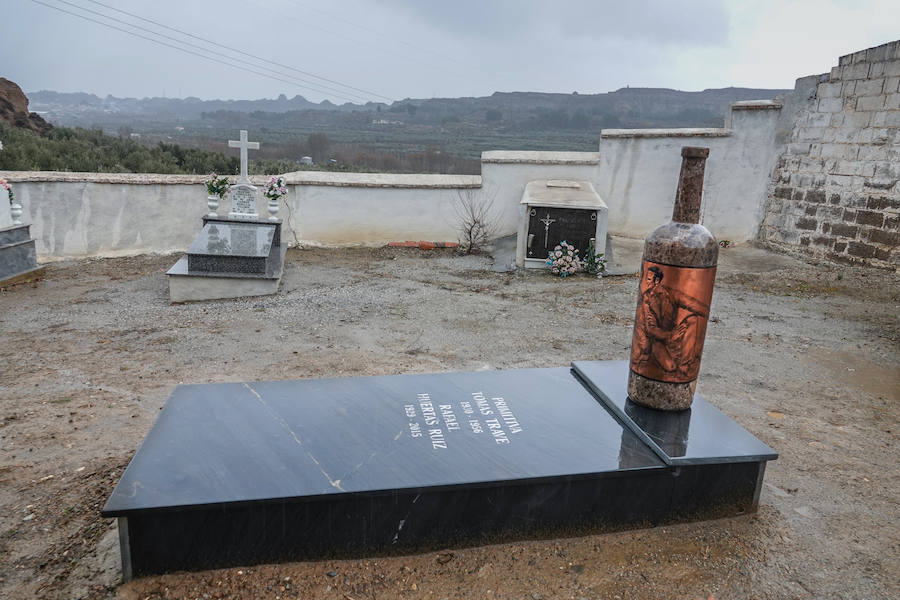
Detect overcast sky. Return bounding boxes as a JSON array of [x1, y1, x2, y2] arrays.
[[3, 0, 899, 104]]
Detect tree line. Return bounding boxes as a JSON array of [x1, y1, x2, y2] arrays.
[[0, 124, 244, 174], [0, 124, 481, 175]]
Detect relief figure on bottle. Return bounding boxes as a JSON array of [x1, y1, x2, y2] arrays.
[[630, 261, 716, 383]]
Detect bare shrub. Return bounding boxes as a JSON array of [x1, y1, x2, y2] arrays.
[[454, 187, 500, 254]]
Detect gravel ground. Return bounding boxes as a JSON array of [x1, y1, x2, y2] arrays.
[[0, 240, 897, 600]]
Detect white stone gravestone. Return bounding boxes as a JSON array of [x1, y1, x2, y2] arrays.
[[227, 130, 260, 220], [0, 187, 12, 229]]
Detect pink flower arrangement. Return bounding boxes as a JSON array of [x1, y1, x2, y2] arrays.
[[263, 176, 287, 201], [0, 177, 13, 206], [546, 241, 582, 277]]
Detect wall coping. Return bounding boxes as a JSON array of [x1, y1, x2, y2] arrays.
[[730, 100, 783, 110], [481, 151, 600, 165], [600, 128, 731, 139], [281, 171, 481, 188], [0, 170, 482, 189], [0, 171, 273, 185]]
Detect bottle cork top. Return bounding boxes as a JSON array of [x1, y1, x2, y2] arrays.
[[681, 147, 710, 158]]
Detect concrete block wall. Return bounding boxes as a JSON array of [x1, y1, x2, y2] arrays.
[[761, 40, 900, 268]]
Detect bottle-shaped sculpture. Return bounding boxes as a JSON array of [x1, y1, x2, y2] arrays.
[[627, 147, 718, 411]]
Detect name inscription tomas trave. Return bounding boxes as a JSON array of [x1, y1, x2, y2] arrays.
[[404, 391, 523, 450]]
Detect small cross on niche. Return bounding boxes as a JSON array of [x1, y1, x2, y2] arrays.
[[540, 213, 555, 247]]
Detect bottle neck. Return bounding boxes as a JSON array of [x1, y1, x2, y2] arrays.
[[672, 148, 709, 224]]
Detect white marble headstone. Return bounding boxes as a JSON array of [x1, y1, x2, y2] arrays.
[[228, 183, 259, 220]]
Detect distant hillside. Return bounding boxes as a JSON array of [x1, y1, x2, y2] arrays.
[[20, 85, 792, 175], [29, 86, 790, 131]]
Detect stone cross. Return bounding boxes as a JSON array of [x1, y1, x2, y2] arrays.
[[228, 130, 259, 184]]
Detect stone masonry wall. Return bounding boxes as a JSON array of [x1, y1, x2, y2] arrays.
[[761, 40, 900, 268]]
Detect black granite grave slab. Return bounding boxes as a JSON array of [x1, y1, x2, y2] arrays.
[[103, 363, 776, 579], [186, 221, 275, 274], [572, 361, 778, 465]]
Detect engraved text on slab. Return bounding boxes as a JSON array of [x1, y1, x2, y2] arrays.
[[403, 390, 523, 450]]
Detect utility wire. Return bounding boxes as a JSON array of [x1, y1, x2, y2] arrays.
[[50, 0, 375, 104], [81, 0, 394, 102], [30, 0, 369, 103]]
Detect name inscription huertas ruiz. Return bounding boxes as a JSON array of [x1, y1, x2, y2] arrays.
[[404, 391, 523, 450]]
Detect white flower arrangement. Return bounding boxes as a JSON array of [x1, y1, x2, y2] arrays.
[[205, 172, 231, 199], [263, 176, 287, 201], [546, 240, 582, 277]]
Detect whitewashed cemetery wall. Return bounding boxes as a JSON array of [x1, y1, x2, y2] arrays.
[[596, 101, 783, 242], [1, 101, 784, 260]]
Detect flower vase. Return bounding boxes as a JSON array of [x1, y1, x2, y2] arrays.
[[207, 195, 220, 217], [267, 196, 279, 221], [10, 199, 23, 225]]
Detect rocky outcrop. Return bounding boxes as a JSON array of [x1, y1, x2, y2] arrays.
[[0, 77, 52, 134]]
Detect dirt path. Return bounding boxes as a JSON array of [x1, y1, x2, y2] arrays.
[[0, 244, 897, 600]]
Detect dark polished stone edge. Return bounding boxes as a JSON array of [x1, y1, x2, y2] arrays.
[[116, 460, 765, 579], [101, 465, 667, 518], [0, 223, 32, 233], [166, 245, 286, 280], [571, 361, 778, 466], [203, 215, 283, 225], [0, 238, 37, 251]]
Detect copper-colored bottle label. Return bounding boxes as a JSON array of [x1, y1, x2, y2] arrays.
[[630, 260, 717, 383]]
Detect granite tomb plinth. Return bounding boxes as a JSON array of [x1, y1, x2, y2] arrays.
[[103, 361, 776, 579]]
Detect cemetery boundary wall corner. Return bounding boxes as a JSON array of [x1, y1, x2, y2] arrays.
[[760, 40, 900, 269], [1, 40, 897, 268]]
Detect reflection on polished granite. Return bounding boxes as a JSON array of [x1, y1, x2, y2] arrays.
[[186, 222, 275, 274], [572, 360, 778, 465], [187, 222, 274, 257]]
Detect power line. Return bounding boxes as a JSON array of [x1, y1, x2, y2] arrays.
[[81, 0, 394, 103], [31, 0, 366, 102], [50, 0, 375, 104], [30, 0, 368, 103]]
